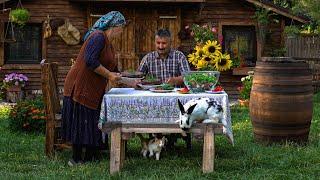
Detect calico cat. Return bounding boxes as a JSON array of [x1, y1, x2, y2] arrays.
[[137, 134, 167, 160]]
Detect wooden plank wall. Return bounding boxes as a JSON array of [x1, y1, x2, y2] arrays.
[[0, 0, 287, 100], [0, 0, 86, 95], [285, 36, 320, 58]]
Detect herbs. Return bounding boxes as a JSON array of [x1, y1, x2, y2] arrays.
[[183, 71, 219, 93], [184, 72, 217, 85], [143, 75, 158, 83], [160, 83, 174, 90], [141, 74, 161, 85]]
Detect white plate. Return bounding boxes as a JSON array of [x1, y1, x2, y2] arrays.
[[149, 88, 175, 93], [205, 90, 225, 94], [136, 84, 160, 90]]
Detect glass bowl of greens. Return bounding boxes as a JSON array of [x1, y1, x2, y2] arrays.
[[183, 71, 220, 93]]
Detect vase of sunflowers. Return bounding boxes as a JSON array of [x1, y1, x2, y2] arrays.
[[183, 24, 233, 92]]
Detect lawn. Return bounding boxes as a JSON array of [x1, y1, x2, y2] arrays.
[[0, 94, 319, 179]]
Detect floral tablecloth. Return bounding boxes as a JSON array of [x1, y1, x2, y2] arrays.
[[99, 88, 234, 144]]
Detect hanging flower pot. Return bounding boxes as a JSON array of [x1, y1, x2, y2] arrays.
[[9, 8, 30, 26]]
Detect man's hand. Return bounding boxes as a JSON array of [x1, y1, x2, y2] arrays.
[[166, 77, 178, 86]]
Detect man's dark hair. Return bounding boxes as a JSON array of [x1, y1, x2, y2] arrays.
[[155, 29, 171, 38]]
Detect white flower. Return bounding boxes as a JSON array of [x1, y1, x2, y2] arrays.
[[241, 77, 245, 82], [15, 81, 19, 86]]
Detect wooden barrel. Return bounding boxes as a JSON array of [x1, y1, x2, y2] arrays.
[[250, 57, 313, 144]]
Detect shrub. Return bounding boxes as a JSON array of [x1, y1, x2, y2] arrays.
[[8, 96, 46, 133]]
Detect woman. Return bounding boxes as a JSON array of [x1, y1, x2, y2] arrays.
[[61, 11, 126, 166]]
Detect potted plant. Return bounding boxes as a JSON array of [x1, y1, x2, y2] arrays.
[[9, 8, 30, 26], [237, 72, 253, 107], [3, 73, 28, 103], [284, 25, 300, 38]]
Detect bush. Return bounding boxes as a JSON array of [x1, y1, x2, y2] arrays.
[[8, 96, 46, 133]]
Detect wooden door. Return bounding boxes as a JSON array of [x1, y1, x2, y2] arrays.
[[88, 6, 181, 71], [88, 8, 137, 71], [157, 8, 181, 49]]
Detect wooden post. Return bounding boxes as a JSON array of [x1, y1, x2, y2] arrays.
[[202, 124, 215, 173], [120, 140, 126, 168], [110, 127, 122, 175], [41, 63, 55, 157]]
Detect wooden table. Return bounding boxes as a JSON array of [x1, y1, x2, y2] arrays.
[[100, 88, 233, 174], [103, 123, 223, 174]]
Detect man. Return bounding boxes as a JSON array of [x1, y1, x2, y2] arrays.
[[138, 29, 192, 149], [138, 29, 190, 86]]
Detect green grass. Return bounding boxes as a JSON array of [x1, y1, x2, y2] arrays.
[[0, 94, 320, 179]]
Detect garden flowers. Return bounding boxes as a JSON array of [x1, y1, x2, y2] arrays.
[[238, 71, 254, 100], [187, 24, 232, 71], [3, 73, 28, 88]]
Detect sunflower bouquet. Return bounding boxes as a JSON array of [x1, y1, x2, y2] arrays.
[[187, 24, 233, 72]]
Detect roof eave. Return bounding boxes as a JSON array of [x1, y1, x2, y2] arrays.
[[246, 0, 309, 24]]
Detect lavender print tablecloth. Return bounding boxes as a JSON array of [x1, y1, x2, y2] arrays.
[[99, 88, 234, 144]]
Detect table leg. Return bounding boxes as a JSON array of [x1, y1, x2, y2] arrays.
[[110, 127, 122, 175], [202, 124, 215, 173], [120, 140, 126, 168]]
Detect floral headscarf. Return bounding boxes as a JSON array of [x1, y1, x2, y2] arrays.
[[83, 11, 126, 41]]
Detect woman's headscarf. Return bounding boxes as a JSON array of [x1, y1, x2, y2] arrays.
[[83, 11, 126, 41]]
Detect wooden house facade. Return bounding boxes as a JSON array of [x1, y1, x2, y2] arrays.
[[0, 0, 308, 99]]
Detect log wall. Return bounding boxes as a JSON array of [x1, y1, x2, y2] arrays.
[[0, 0, 286, 100], [0, 0, 86, 94]]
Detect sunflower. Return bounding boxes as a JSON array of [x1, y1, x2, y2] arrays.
[[203, 40, 221, 57], [194, 45, 205, 57], [214, 53, 232, 71], [188, 53, 199, 66], [196, 59, 208, 70], [201, 55, 219, 66]]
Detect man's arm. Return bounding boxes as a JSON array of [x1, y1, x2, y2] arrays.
[[167, 52, 190, 86], [138, 55, 149, 74]]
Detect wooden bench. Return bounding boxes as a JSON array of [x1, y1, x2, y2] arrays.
[[103, 122, 223, 174], [41, 62, 70, 157]]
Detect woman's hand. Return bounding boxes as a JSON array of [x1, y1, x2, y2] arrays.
[[107, 72, 122, 82]]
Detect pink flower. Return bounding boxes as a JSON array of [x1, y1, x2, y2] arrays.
[[211, 27, 217, 33], [218, 34, 224, 45], [190, 31, 194, 37], [185, 25, 190, 29]]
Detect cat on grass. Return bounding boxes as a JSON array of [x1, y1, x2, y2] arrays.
[[137, 134, 167, 160]]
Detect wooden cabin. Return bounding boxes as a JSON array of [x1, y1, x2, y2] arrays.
[[0, 0, 308, 99]]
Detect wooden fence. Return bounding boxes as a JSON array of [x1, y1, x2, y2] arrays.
[[285, 36, 320, 58], [285, 36, 320, 94]]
